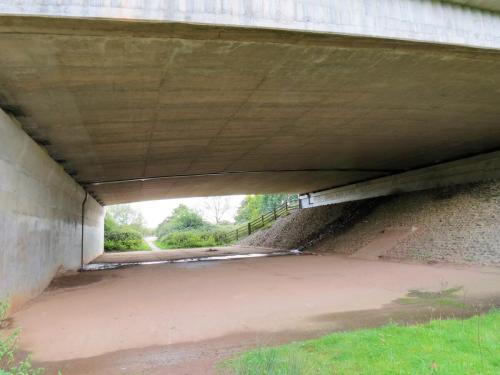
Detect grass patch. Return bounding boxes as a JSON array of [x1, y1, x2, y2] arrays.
[[395, 287, 466, 308], [221, 310, 500, 375]]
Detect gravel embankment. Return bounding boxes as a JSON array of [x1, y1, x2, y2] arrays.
[[239, 202, 353, 249], [239, 181, 500, 266]]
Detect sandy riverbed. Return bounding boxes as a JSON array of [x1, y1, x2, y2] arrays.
[[9, 254, 500, 374]]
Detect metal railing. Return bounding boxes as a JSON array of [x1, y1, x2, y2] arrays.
[[224, 199, 300, 243]]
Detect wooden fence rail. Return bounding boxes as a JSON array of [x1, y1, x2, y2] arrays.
[[224, 200, 300, 243]]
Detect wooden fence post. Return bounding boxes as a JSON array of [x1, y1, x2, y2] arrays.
[[248, 222, 251, 235], [273, 208, 277, 220], [236, 228, 239, 241]]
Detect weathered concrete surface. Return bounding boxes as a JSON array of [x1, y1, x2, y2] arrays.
[[0, 15, 499, 204], [0, 1, 499, 49], [300, 150, 500, 207], [0, 109, 104, 308]]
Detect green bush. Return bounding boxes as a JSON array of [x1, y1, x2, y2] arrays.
[[156, 229, 230, 249], [104, 228, 149, 251], [104, 214, 149, 252], [0, 300, 45, 375]]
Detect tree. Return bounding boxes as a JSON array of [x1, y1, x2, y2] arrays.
[[204, 196, 231, 224], [235, 195, 264, 223], [107, 204, 145, 227], [104, 213, 118, 233], [235, 193, 296, 223], [261, 194, 289, 212], [155, 204, 208, 238]]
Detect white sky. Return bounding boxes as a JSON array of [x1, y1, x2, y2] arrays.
[[120, 195, 246, 228]]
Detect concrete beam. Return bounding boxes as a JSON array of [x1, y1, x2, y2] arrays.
[[299, 150, 500, 208], [0, 0, 499, 49]]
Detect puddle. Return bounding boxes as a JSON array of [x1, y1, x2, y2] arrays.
[[83, 250, 302, 271]]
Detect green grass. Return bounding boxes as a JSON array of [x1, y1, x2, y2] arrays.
[[395, 287, 467, 308], [222, 310, 500, 375]]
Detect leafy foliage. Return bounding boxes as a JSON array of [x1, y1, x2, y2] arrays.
[[156, 229, 230, 249], [0, 300, 45, 375], [155, 205, 233, 249], [106, 204, 151, 236], [106, 204, 144, 227], [155, 204, 208, 238], [104, 214, 149, 252], [235, 194, 297, 223]]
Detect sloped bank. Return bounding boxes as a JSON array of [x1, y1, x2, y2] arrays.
[[240, 180, 500, 266]]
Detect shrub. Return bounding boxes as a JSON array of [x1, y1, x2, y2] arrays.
[[0, 300, 45, 375], [104, 213, 149, 252], [156, 229, 230, 249], [104, 227, 149, 251]]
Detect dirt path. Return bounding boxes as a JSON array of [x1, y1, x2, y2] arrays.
[[10, 255, 500, 374], [144, 236, 161, 251]]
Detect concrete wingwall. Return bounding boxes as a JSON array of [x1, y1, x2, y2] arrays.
[[0, 109, 104, 309]]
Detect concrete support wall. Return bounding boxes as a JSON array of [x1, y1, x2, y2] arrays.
[[0, 0, 499, 49], [0, 109, 104, 308]]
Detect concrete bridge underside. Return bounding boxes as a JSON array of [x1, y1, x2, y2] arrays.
[[1, 0, 500, 308], [0, 14, 500, 205]]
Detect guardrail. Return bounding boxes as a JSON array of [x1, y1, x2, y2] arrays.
[[224, 199, 300, 243]]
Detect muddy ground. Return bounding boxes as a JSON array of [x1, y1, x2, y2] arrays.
[[7, 254, 500, 375]]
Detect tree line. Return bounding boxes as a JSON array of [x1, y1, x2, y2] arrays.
[[104, 193, 297, 251]]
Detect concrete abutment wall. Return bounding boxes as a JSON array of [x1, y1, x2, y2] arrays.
[[0, 109, 104, 308]]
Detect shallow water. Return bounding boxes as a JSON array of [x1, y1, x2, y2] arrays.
[[83, 249, 301, 271]]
